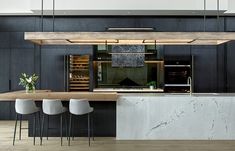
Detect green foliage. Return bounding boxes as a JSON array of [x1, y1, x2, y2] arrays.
[[19, 73, 39, 88], [146, 81, 157, 87]]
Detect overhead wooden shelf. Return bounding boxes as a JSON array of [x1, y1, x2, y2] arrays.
[[24, 32, 235, 45]]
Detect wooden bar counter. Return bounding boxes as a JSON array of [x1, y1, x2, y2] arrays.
[[0, 90, 118, 101]]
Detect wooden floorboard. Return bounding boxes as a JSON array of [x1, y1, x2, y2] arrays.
[[0, 121, 235, 151]]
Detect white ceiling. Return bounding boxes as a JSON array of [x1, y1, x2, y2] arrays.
[[0, 0, 32, 14], [0, 0, 234, 16]]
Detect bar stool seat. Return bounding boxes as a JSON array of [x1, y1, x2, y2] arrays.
[[42, 99, 68, 115], [68, 99, 94, 146], [41, 99, 68, 146], [15, 99, 40, 115], [69, 99, 93, 115], [13, 99, 41, 145]]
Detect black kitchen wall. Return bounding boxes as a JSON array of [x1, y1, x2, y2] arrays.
[[0, 16, 235, 131]]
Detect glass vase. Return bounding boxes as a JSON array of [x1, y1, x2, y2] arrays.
[[149, 85, 154, 90], [26, 85, 35, 93]]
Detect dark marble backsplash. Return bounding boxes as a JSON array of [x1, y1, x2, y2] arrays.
[[111, 45, 145, 67]]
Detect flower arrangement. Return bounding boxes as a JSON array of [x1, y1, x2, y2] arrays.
[[19, 73, 39, 93]]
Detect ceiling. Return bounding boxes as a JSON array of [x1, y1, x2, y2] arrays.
[[30, 10, 227, 16], [1, 0, 235, 16]]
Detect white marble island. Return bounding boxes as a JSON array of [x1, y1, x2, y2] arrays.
[[117, 93, 235, 140]]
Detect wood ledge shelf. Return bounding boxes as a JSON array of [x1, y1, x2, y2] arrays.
[[0, 90, 118, 101]]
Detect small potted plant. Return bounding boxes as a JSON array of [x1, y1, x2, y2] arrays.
[[19, 73, 39, 93], [147, 81, 156, 90]]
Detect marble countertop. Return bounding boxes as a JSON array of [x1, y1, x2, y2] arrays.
[[118, 93, 235, 97], [1, 90, 235, 101]]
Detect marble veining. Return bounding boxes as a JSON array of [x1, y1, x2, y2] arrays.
[[117, 95, 235, 140]]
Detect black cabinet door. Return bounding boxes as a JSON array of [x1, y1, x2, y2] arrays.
[[0, 49, 10, 92], [41, 48, 66, 91], [0, 102, 11, 120], [164, 45, 191, 58], [0, 32, 10, 92], [53, 17, 136, 32], [10, 32, 34, 49], [225, 17, 235, 92], [10, 49, 35, 91], [192, 46, 218, 92], [226, 41, 235, 92], [0, 32, 10, 120], [0, 36, 11, 120], [0, 48, 11, 120], [138, 17, 179, 31]]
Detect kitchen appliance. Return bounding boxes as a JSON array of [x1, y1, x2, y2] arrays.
[[164, 56, 194, 93]]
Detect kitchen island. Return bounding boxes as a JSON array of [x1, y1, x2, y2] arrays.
[[117, 93, 235, 140], [0, 91, 235, 140], [0, 90, 118, 137]]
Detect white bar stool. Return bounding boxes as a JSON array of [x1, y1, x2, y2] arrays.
[[13, 99, 41, 145], [68, 99, 94, 146], [41, 99, 68, 146]]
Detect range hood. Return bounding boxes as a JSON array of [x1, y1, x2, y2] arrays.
[[24, 32, 235, 45]]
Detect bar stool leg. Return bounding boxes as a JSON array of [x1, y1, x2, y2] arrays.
[[88, 113, 90, 146], [33, 113, 36, 145], [40, 114, 45, 146], [13, 114, 18, 146], [68, 114, 72, 146], [60, 114, 63, 146], [91, 112, 94, 141], [46, 115, 49, 140], [72, 118, 74, 141], [19, 115, 22, 140], [37, 112, 41, 144], [64, 113, 68, 140]]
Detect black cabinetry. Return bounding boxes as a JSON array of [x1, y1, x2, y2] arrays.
[[0, 18, 37, 120]]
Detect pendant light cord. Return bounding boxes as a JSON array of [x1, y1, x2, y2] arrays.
[[203, 0, 206, 32], [41, 0, 44, 32], [53, 0, 55, 32], [217, 0, 220, 31]]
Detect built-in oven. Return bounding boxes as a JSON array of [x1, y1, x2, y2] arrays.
[[164, 60, 192, 93]]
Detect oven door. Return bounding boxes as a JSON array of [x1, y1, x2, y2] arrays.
[[165, 67, 190, 84]]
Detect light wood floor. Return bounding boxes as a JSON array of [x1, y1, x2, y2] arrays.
[[1, 121, 235, 151]]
